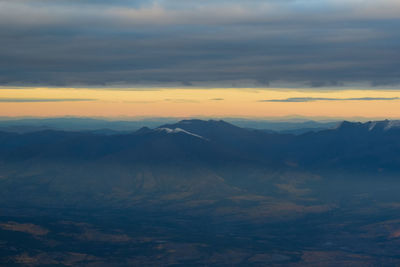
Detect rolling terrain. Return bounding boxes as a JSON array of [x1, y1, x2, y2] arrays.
[[1, 119, 400, 266]]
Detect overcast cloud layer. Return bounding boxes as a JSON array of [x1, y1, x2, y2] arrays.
[[1, 0, 400, 88]]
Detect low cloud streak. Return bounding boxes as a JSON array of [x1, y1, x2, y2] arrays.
[[260, 97, 400, 102], [0, 98, 96, 103]]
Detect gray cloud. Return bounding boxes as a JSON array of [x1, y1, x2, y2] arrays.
[[1, 0, 400, 88], [0, 98, 96, 102], [260, 97, 400, 102]]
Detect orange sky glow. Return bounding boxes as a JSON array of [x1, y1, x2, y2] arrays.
[[1, 87, 400, 119]]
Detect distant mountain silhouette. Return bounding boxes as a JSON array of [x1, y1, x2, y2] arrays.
[[1, 119, 399, 171], [0, 117, 338, 133]]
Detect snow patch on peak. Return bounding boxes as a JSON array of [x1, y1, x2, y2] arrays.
[[384, 120, 400, 131], [367, 120, 400, 131], [368, 122, 377, 131], [157, 127, 208, 140]]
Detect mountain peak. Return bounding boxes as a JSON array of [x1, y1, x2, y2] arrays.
[[158, 119, 239, 132], [174, 119, 232, 126], [336, 121, 362, 129], [336, 120, 400, 132], [157, 119, 246, 141], [135, 126, 152, 134], [367, 120, 400, 131], [156, 127, 208, 140]]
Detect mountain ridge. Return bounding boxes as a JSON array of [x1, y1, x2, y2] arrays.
[[0, 119, 400, 173]]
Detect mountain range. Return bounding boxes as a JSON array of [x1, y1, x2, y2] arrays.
[[1, 119, 399, 172], [0, 118, 399, 208], [0, 117, 338, 134]]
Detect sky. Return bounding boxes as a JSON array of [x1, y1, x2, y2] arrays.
[[1, 87, 400, 119], [1, 0, 400, 118]]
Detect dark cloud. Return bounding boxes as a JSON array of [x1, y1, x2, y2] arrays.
[[0, 98, 96, 102], [260, 97, 400, 102], [210, 98, 224, 101], [1, 0, 400, 88]]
